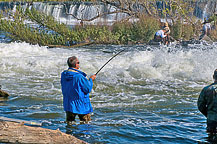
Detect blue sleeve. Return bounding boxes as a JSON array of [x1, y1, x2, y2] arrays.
[[79, 75, 93, 94]]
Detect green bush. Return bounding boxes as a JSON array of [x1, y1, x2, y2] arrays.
[[131, 15, 160, 43], [210, 28, 217, 41], [181, 24, 194, 40], [171, 19, 182, 40], [111, 21, 132, 44], [111, 15, 159, 44]]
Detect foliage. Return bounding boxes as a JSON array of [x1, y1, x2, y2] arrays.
[[25, 7, 76, 42], [26, 7, 119, 44], [74, 25, 116, 44], [0, 0, 210, 46], [111, 22, 133, 44], [131, 15, 159, 43], [170, 19, 182, 40], [181, 24, 194, 40], [209, 27, 217, 41], [192, 18, 202, 39], [111, 15, 159, 44], [0, 5, 161, 46], [0, 7, 65, 46]]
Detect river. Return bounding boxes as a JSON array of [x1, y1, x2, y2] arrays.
[[0, 42, 217, 143]]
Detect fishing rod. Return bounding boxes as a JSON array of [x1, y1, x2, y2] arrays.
[[95, 49, 125, 75]]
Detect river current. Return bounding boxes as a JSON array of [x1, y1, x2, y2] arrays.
[[0, 42, 217, 143]]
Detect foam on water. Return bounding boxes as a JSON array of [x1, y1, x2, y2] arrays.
[[1, 42, 217, 82], [1, 42, 217, 143], [0, 42, 216, 97]]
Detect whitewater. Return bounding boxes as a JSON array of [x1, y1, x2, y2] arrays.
[[0, 42, 217, 143]]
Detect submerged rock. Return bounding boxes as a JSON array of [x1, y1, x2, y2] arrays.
[[0, 89, 9, 98]]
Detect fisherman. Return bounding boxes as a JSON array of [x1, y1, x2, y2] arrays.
[[198, 69, 217, 134], [154, 27, 170, 45], [61, 56, 96, 124], [199, 19, 212, 40]]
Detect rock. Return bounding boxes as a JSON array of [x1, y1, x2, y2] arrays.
[[200, 35, 213, 45], [0, 89, 9, 98], [180, 37, 213, 47], [0, 120, 87, 144]]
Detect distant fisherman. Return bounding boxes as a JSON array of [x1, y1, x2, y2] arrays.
[[154, 27, 170, 45], [199, 19, 212, 40], [198, 69, 217, 133], [61, 56, 96, 124]]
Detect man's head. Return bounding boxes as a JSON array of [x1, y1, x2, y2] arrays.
[[164, 27, 170, 34], [213, 69, 217, 80], [67, 56, 80, 69], [162, 27, 170, 34], [164, 22, 169, 27]]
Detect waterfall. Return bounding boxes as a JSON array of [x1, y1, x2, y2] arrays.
[[30, 2, 129, 25], [194, 1, 217, 20], [30, 1, 217, 25], [202, 3, 208, 21], [52, 4, 63, 20]]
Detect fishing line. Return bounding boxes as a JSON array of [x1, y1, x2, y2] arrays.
[[95, 49, 125, 75]]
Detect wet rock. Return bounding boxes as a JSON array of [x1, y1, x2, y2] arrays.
[[0, 89, 9, 98], [0, 120, 87, 144], [180, 37, 213, 46]]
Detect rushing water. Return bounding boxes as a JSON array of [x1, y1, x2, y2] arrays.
[[0, 42, 217, 143]]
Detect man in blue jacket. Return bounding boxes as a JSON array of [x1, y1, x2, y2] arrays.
[[198, 69, 217, 133], [61, 56, 96, 124]]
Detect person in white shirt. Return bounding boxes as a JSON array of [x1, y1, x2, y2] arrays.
[[155, 29, 167, 38], [154, 27, 169, 44], [199, 20, 212, 40]]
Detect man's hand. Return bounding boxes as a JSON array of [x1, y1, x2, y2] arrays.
[[90, 74, 96, 81]]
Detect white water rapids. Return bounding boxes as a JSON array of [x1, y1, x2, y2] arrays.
[[0, 42, 217, 143], [0, 42, 216, 90]]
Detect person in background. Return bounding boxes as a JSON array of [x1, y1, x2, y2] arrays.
[[61, 56, 96, 124], [198, 69, 217, 134], [154, 27, 169, 45], [162, 22, 175, 43], [199, 19, 212, 40]]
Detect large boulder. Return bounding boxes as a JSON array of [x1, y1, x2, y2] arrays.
[[0, 120, 87, 144]]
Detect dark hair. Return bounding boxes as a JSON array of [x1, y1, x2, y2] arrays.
[[67, 56, 77, 68], [213, 69, 217, 80]]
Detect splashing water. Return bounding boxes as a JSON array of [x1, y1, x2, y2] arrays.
[[0, 42, 217, 143]]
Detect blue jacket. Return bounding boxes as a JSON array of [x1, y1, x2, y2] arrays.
[[61, 68, 93, 114]]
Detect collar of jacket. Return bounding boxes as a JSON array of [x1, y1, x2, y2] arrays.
[[68, 68, 87, 77]]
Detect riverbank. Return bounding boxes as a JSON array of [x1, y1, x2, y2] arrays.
[[0, 120, 87, 144], [2, 1, 217, 47]]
